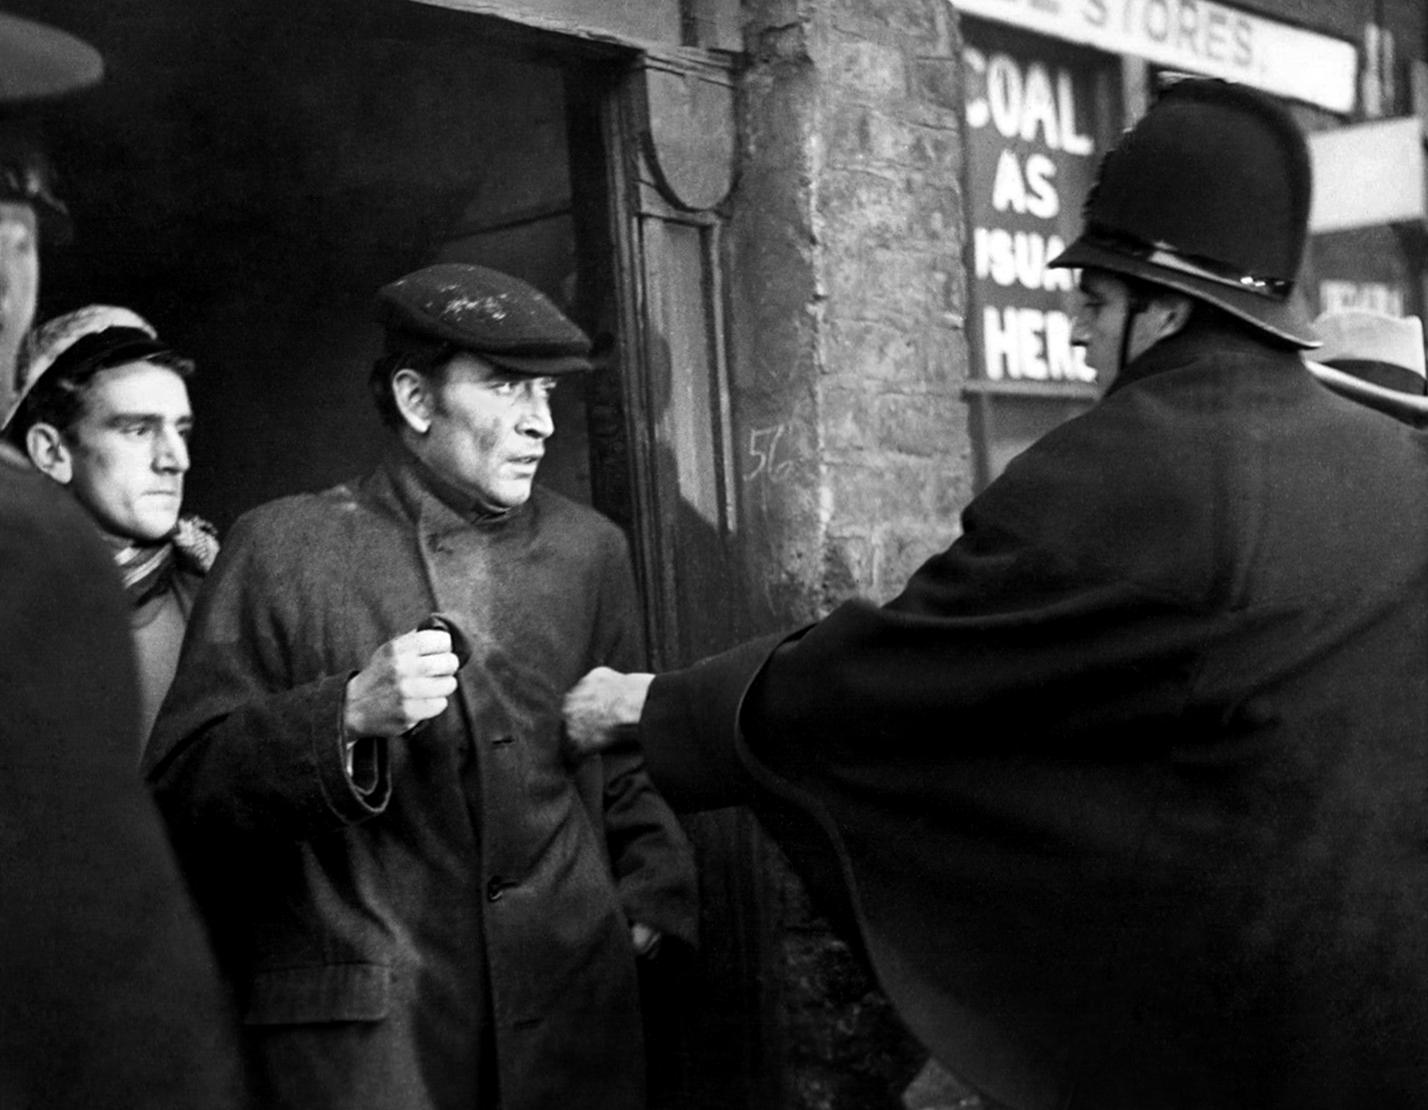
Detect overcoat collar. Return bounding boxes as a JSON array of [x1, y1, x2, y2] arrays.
[[369, 442, 528, 535], [1107, 317, 1304, 396]]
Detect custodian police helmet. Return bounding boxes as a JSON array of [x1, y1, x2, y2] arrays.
[[1049, 78, 1316, 348]]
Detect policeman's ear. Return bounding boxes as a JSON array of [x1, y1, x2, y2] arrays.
[[1148, 292, 1196, 342], [25, 421, 73, 485], [391, 367, 434, 435]]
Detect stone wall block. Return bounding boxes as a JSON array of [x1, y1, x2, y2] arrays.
[[746, 0, 814, 60], [932, 259, 968, 319], [929, 461, 976, 519], [729, 116, 821, 390], [923, 325, 970, 384], [825, 319, 923, 383], [820, 533, 873, 605], [908, 174, 962, 241], [827, 103, 912, 170], [741, 68, 820, 171], [911, 55, 960, 112], [908, 124, 962, 174], [825, 459, 936, 529], [821, 384, 877, 452], [728, 235, 821, 390], [875, 391, 963, 457], [823, 246, 932, 323], [822, 169, 912, 251], [828, 36, 908, 102], [830, 0, 941, 42]]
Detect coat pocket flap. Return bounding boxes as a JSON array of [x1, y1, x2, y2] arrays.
[[244, 963, 390, 1025]]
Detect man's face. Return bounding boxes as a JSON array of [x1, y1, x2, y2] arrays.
[[421, 352, 556, 512], [63, 360, 193, 542], [0, 200, 38, 408], [1071, 269, 1165, 382]]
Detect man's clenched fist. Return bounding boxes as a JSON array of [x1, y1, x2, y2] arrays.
[[344, 627, 461, 739]]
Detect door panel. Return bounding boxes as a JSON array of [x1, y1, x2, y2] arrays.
[[604, 53, 785, 1110]]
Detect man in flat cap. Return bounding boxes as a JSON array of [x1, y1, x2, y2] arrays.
[[146, 262, 697, 1110], [0, 13, 244, 1109], [564, 79, 1428, 1108], [6, 304, 218, 753]]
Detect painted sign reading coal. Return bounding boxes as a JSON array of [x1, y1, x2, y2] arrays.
[[964, 36, 1105, 385]]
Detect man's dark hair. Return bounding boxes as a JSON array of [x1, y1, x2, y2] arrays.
[[1098, 268, 1297, 351], [7, 347, 194, 447], [369, 331, 457, 430], [1117, 272, 1173, 311]]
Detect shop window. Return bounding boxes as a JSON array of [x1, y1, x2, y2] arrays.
[[961, 20, 1123, 488]]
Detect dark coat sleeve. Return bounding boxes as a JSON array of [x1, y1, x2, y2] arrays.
[[0, 467, 246, 1108], [592, 530, 699, 947], [634, 489, 1213, 1110], [144, 507, 391, 839], [639, 631, 791, 812]]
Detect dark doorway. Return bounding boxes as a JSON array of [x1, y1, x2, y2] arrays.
[[16, 4, 774, 1106], [22, 0, 629, 531]]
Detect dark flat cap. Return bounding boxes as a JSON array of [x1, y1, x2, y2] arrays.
[[376, 263, 592, 376], [0, 14, 102, 104]]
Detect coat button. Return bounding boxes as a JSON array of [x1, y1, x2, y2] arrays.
[[486, 876, 509, 902]]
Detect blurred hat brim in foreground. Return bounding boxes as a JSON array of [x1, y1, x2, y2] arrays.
[[0, 13, 102, 105]]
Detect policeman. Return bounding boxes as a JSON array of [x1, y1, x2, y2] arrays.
[[0, 13, 244, 1107], [564, 79, 1428, 1108]]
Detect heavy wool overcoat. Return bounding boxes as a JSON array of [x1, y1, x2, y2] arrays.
[[636, 321, 1428, 1109], [0, 446, 245, 1107], [146, 448, 697, 1110]]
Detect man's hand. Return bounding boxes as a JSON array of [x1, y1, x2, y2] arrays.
[[344, 628, 461, 739], [561, 667, 654, 756]]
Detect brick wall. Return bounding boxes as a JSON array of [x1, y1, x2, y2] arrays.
[[730, 2, 978, 1106], [733, 0, 974, 625], [817, 0, 976, 607]]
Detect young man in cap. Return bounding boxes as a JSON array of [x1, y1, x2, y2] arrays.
[[564, 79, 1428, 1108], [5, 304, 218, 752], [0, 13, 244, 1108], [146, 262, 697, 1110]]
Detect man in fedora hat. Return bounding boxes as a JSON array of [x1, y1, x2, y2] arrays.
[[0, 13, 244, 1108], [1305, 308, 1428, 426], [146, 262, 696, 1110], [563, 79, 1428, 1108]]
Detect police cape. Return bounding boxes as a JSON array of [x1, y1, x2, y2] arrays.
[[637, 319, 1428, 1110]]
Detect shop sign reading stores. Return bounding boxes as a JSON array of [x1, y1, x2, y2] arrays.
[[953, 0, 1356, 113]]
